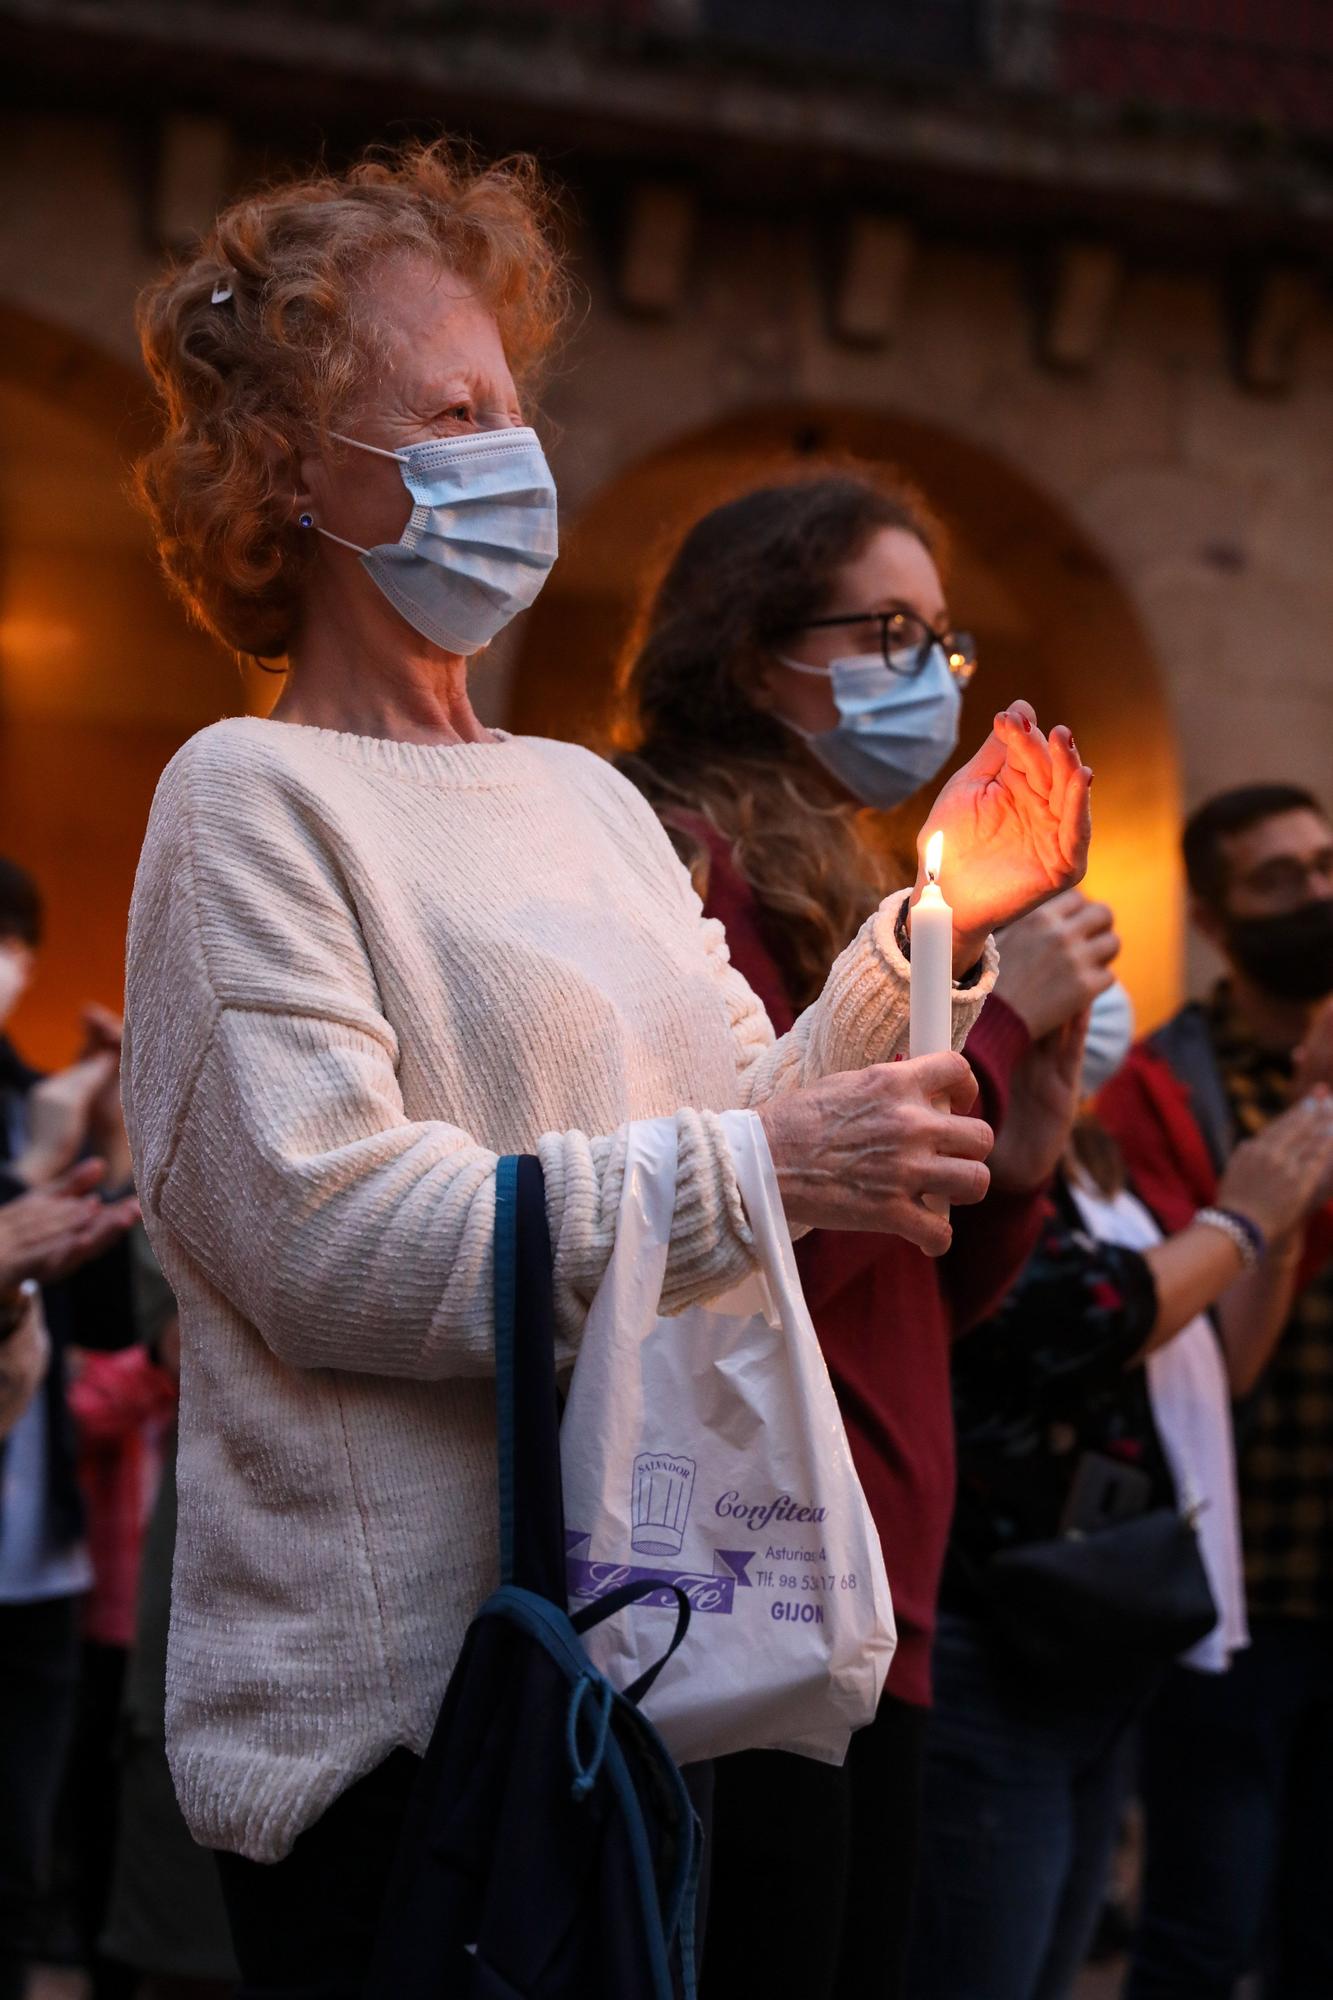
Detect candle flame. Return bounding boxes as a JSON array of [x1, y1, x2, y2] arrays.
[[924, 829, 943, 882]]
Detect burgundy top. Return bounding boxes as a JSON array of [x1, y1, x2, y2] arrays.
[[686, 815, 1047, 1706]]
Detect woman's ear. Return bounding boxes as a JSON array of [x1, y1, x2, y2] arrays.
[[749, 653, 779, 712], [292, 451, 322, 526], [293, 424, 345, 524]]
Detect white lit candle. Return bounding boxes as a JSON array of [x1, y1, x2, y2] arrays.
[[910, 830, 953, 1060], [910, 829, 954, 1217]]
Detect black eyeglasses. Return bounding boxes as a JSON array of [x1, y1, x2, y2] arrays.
[[798, 608, 978, 682]]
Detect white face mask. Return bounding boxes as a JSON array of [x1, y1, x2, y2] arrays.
[[1081, 980, 1136, 1096], [0, 941, 32, 1029], [311, 426, 559, 656]]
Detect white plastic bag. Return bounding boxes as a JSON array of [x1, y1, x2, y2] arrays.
[[561, 1110, 896, 1766]]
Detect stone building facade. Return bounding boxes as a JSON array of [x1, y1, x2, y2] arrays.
[[1, 2, 1330, 1056]]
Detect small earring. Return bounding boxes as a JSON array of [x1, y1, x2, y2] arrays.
[[298, 512, 314, 529]]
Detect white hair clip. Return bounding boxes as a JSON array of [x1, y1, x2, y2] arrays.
[[211, 278, 234, 305]]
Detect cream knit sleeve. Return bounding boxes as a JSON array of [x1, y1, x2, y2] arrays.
[[718, 890, 999, 1107], [124, 739, 755, 1373], [580, 757, 997, 1104]]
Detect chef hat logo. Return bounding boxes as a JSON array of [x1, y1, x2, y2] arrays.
[[631, 1452, 697, 1557]]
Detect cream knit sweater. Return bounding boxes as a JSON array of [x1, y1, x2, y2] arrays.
[[123, 717, 995, 1862]]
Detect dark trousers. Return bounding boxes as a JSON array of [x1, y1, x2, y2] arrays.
[[907, 1610, 1138, 2000], [1127, 1619, 1333, 2000], [62, 1640, 136, 1999], [702, 1689, 929, 2000], [219, 1749, 714, 2000], [0, 1594, 82, 2000], [217, 1749, 420, 2000]]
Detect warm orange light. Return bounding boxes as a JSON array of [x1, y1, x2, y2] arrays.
[[924, 830, 943, 881], [0, 615, 78, 659]]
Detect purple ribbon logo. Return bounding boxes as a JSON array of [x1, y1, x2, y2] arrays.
[[566, 1533, 755, 1616]]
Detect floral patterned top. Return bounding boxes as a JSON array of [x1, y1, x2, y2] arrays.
[[944, 1173, 1174, 1599]]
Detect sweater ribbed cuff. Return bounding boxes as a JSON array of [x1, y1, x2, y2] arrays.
[[806, 888, 998, 1078], [538, 1108, 756, 1335]]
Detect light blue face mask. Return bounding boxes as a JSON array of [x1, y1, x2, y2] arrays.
[[777, 642, 963, 809], [1080, 979, 1136, 1097], [312, 425, 559, 655]]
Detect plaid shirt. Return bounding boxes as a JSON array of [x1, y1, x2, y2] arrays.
[[1213, 986, 1333, 1622]]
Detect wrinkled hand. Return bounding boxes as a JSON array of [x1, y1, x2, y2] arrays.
[[1293, 997, 1333, 1098], [13, 1052, 119, 1187], [0, 1159, 140, 1290], [1217, 1090, 1333, 1243], [994, 890, 1120, 1041], [758, 1051, 993, 1258], [988, 1009, 1090, 1194], [917, 701, 1093, 970]]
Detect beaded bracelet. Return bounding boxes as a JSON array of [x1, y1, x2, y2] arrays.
[[1195, 1206, 1266, 1271]]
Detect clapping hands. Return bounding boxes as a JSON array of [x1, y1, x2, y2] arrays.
[[12, 1004, 131, 1190]]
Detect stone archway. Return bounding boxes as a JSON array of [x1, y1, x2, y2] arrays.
[[510, 404, 1183, 1029], [0, 307, 244, 1063]]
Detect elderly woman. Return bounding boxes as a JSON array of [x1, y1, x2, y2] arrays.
[[123, 141, 1092, 1995]]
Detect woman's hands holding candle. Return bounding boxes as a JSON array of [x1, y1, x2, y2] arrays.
[[914, 700, 1093, 975], [758, 1051, 993, 1256]]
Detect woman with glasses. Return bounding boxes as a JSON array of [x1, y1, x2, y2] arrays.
[[615, 465, 1097, 2000]]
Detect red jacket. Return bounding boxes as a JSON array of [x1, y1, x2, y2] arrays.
[[1096, 1037, 1218, 1234], [694, 823, 1046, 1705], [1097, 1030, 1333, 1295], [68, 1347, 177, 1649]]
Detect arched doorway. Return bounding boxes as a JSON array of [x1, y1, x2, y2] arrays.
[[0, 306, 269, 1065], [511, 406, 1182, 1029]]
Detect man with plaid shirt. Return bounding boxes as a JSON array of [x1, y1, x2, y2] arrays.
[[1100, 784, 1333, 1998]]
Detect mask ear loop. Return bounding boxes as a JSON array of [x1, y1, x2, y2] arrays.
[[774, 653, 834, 678], [297, 508, 370, 556], [328, 429, 409, 463], [300, 434, 404, 555], [312, 523, 371, 555]]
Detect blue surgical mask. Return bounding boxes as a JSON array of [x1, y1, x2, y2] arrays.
[[776, 643, 963, 809], [315, 426, 559, 655]]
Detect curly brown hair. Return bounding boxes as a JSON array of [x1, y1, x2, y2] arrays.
[[614, 464, 944, 1010], [134, 140, 569, 659]]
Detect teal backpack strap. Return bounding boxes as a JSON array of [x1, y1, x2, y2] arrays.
[[492, 1154, 567, 1600], [493, 1155, 520, 1586]]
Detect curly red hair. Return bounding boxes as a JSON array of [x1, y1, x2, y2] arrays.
[[135, 141, 569, 659]]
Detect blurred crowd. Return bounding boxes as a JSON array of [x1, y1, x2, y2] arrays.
[[614, 472, 1333, 2000], [2, 475, 1332, 2000], [0, 859, 237, 2000]]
